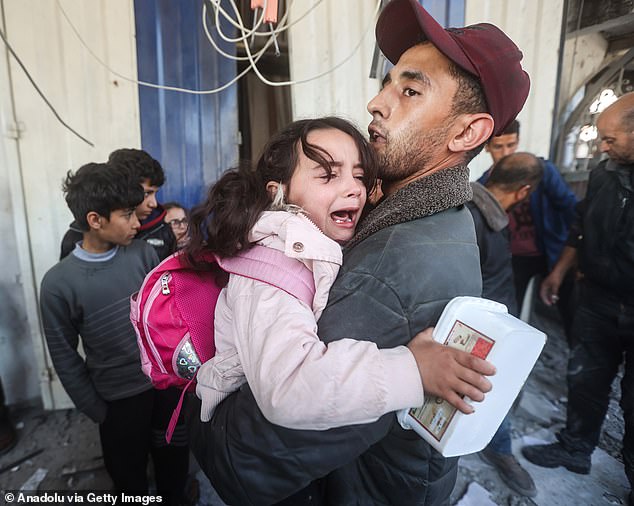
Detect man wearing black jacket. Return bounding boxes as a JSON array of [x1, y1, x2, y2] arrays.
[[59, 149, 176, 261], [524, 92, 634, 504]]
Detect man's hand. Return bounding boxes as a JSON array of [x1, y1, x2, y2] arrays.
[[539, 246, 577, 305], [407, 328, 495, 414], [540, 271, 563, 306]]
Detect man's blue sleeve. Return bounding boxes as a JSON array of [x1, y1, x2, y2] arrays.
[[541, 159, 577, 226]]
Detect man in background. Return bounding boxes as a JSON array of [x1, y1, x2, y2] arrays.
[[479, 120, 577, 337], [524, 92, 634, 505]]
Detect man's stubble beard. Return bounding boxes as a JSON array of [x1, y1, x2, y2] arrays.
[[611, 151, 634, 166], [377, 122, 452, 183]]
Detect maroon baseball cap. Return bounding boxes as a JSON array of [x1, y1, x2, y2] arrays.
[[376, 0, 530, 136]]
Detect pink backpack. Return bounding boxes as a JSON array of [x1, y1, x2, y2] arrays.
[[130, 245, 315, 441]]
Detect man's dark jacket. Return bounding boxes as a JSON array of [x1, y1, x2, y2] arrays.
[[467, 182, 517, 315], [59, 206, 176, 261], [186, 166, 482, 506], [567, 159, 634, 299], [135, 206, 176, 261]]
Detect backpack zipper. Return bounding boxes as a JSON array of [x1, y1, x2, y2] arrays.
[[142, 273, 171, 374], [161, 273, 170, 295]]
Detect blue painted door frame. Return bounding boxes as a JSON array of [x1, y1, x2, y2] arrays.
[[134, 0, 239, 210]]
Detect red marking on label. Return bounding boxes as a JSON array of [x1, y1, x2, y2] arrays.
[[471, 337, 493, 359]]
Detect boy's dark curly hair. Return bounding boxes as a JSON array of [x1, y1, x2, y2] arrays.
[[63, 162, 144, 231], [108, 148, 165, 187]]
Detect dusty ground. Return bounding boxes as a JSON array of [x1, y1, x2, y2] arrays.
[[0, 300, 629, 505]]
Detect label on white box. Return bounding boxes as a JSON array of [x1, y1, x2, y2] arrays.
[[406, 320, 495, 441]]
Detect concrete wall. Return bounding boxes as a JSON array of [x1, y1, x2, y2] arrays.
[[0, 42, 42, 407], [0, 0, 141, 408]]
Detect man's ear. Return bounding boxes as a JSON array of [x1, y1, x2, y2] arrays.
[[86, 211, 103, 231], [448, 113, 495, 154], [516, 184, 531, 203]]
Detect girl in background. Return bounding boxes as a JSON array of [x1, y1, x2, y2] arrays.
[[164, 202, 189, 250]]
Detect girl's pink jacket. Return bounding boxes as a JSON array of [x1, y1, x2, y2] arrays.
[[196, 211, 423, 429]]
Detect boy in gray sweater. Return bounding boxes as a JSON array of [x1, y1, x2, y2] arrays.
[[40, 162, 189, 503]]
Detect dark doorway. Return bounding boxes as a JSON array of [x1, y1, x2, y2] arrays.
[[235, 0, 292, 164]]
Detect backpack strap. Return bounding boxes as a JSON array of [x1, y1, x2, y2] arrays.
[[217, 245, 316, 306], [165, 376, 194, 444]]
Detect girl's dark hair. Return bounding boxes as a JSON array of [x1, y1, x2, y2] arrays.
[[163, 201, 188, 214], [185, 116, 377, 266]]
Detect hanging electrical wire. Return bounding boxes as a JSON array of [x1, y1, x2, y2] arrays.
[[0, 26, 94, 146], [230, 0, 382, 87], [204, 0, 324, 41], [55, 0, 247, 95], [200, 0, 325, 63], [55, 0, 382, 95], [201, 0, 286, 62]]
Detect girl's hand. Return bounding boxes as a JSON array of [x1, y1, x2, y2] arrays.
[[407, 327, 496, 414]]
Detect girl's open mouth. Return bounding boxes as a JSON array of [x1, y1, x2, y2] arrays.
[[331, 210, 356, 225]]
